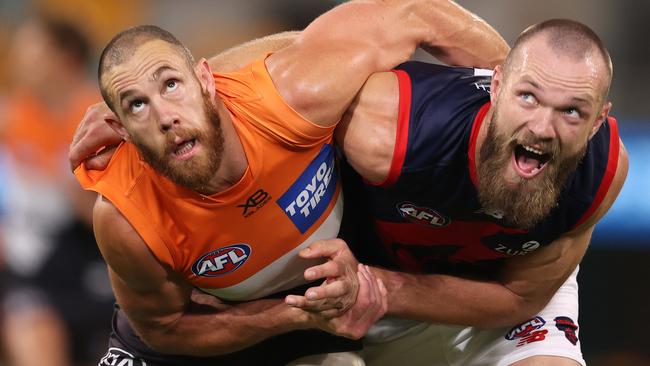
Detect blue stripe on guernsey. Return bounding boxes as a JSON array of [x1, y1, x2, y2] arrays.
[[277, 144, 337, 234]]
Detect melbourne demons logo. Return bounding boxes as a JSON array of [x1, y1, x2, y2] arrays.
[[277, 144, 337, 234], [397, 202, 450, 227], [555, 316, 579, 345], [192, 244, 251, 277], [505, 316, 548, 347]]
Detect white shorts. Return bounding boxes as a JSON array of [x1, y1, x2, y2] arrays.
[[362, 267, 584, 366]]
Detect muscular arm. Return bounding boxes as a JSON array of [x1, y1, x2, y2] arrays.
[[207, 31, 299, 73], [372, 142, 629, 327], [418, 0, 508, 69], [266, 0, 509, 126], [93, 196, 310, 356], [69, 1, 508, 170]]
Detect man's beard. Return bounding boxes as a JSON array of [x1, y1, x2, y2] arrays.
[[476, 112, 586, 229], [132, 92, 225, 193]]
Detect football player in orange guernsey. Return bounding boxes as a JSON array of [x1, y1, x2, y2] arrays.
[[71, 1, 508, 365]]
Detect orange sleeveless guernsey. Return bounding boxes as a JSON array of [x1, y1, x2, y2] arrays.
[[75, 58, 343, 300]]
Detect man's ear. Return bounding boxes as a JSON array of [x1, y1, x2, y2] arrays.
[[195, 58, 216, 100], [490, 65, 503, 105], [590, 101, 612, 139], [105, 116, 130, 141]]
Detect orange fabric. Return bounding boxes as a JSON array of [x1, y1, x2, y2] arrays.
[[75, 59, 341, 297], [2, 87, 99, 176]]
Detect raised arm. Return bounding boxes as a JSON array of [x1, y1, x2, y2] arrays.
[[70, 1, 508, 171], [419, 0, 509, 68], [207, 31, 299, 72], [265, 0, 508, 126]]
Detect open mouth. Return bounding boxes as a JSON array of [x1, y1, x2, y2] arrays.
[[512, 144, 551, 178], [173, 138, 197, 160]]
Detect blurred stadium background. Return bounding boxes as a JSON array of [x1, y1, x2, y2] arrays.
[[0, 0, 647, 365]]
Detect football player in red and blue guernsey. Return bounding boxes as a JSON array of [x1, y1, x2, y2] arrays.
[[291, 19, 627, 366]]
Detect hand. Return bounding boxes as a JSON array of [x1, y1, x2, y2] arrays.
[[285, 239, 360, 317], [311, 264, 387, 339], [69, 101, 122, 172]]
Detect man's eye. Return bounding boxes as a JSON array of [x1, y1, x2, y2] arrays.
[[520, 92, 536, 103], [166, 79, 178, 91], [564, 107, 580, 118], [130, 100, 145, 114]]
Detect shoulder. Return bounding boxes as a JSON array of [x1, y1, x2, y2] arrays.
[[571, 137, 628, 233]]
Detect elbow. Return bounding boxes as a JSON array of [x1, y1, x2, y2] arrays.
[[135, 326, 193, 356], [493, 296, 549, 329], [135, 328, 177, 355], [475, 292, 548, 329]]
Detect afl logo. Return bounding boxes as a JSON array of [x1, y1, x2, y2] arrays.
[[192, 244, 251, 277], [397, 202, 450, 227]]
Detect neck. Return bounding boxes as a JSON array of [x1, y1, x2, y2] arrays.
[[199, 100, 248, 195], [473, 105, 495, 175]]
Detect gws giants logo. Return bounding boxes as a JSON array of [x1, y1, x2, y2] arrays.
[[505, 316, 548, 347], [277, 145, 337, 234], [192, 244, 251, 277], [397, 202, 449, 227], [555, 316, 579, 345]]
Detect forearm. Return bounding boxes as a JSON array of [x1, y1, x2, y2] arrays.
[[372, 267, 542, 328], [414, 0, 509, 68], [208, 31, 299, 72], [135, 297, 310, 356]]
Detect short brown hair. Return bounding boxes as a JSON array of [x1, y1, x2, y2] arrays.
[[98, 25, 194, 111], [503, 19, 612, 99]]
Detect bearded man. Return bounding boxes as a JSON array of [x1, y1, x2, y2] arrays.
[[287, 18, 627, 366], [70, 16, 626, 366]]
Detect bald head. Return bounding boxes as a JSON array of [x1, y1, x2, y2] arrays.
[[503, 19, 612, 101], [98, 25, 195, 111]]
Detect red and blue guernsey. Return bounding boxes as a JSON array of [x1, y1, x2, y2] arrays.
[[344, 61, 620, 275]]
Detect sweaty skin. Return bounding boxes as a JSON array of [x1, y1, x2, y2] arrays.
[[81, 0, 512, 357], [295, 33, 627, 333]]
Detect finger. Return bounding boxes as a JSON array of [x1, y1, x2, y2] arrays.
[[377, 278, 388, 314], [318, 308, 344, 319], [299, 239, 347, 259], [301, 301, 346, 314], [363, 264, 377, 296], [69, 108, 122, 170], [285, 295, 308, 308], [304, 260, 342, 281], [82, 146, 118, 171], [304, 280, 348, 301], [85, 122, 122, 150], [355, 263, 371, 303], [287, 294, 343, 314]]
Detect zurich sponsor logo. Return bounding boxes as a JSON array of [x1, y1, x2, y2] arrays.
[[277, 144, 337, 234], [397, 202, 449, 227], [191, 244, 251, 277], [493, 240, 541, 256]]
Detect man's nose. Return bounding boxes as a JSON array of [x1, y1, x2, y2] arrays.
[[528, 107, 557, 140], [155, 102, 180, 132]]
